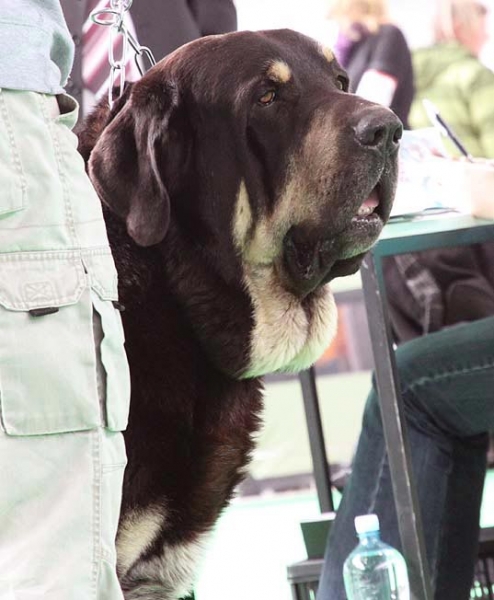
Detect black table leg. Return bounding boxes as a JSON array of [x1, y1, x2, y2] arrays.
[[299, 367, 334, 513], [360, 253, 433, 600]]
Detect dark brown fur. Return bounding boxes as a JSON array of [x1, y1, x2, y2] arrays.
[[78, 29, 401, 599]]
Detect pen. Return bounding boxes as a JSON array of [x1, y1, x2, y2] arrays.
[[423, 99, 474, 161]]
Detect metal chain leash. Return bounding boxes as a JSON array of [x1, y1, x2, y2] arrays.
[[91, 0, 156, 107]]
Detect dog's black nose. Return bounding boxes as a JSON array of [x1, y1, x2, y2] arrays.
[[353, 108, 403, 152]]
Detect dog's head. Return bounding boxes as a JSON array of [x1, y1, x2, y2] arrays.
[[88, 29, 402, 377]]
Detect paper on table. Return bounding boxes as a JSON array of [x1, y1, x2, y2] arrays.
[[391, 128, 462, 218]]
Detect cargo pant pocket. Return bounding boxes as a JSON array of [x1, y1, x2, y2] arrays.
[[0, 287, 102, 436], [92, 292, 131, 432], [0, 255, 130, 436]]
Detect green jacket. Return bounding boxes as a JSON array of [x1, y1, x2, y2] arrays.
[[409, 42, 494, 158]]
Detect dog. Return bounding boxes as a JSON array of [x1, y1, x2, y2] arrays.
[[78, 28, 402, 599]]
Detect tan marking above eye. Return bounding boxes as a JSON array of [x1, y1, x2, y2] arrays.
[[267, 60, 292, 83], [321, 45, 335, 63]]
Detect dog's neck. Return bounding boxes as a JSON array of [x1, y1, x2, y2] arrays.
[[105, 210, 255, 380], [159, 219, 255, 379]]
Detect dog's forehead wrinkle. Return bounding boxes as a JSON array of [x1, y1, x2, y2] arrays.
[[176, 30, 318, 83], [161, 33, 337, 109], [164, 29, 332, 82], [163, 34, 229, 74]]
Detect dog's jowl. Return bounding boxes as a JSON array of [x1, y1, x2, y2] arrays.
[[78, 28, 402, 600]]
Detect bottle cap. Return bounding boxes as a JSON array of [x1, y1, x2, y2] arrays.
[[355, 514, 380, 534]]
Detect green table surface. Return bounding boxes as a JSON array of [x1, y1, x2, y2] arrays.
[[374, 212, 494, 257]]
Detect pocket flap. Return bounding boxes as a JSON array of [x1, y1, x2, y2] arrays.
[[0, 254, 86, 311], [83, 252, 119, 302]]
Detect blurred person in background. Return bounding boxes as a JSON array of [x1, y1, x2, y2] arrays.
[[326, 0, 414, 126], [129, 0, 237, 62], [409, 0, 494, 157], [386, 0, 494, 350], [80, 0, 237, 112]]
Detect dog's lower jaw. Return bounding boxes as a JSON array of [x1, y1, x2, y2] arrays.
[[240, 264, 337, 378]]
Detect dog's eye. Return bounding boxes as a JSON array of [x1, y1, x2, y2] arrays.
[[258, 90, 276, 106], [335, 76, 348, 91]]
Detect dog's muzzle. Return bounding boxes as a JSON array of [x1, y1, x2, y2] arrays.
[[280, 106, 402, 298]]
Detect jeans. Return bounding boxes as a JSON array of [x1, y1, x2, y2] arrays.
[[317, 316, 494, 600]]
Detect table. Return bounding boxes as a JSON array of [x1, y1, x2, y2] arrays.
[[361, 213, 494, 600]]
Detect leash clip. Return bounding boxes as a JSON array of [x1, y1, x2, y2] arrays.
[[90, 0, 156, 109]]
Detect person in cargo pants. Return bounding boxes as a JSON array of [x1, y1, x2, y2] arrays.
[[0, 1, 130, 598]]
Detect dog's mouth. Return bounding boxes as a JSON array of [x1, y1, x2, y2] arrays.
[[355, 189, 380, 219], [280, 179, 392, 298]]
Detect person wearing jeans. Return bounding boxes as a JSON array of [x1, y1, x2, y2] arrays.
[[317, 316, 494, 600], [0, 2, 130, 598]]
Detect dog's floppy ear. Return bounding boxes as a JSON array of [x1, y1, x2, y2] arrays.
[[89, 84, 177, 246]]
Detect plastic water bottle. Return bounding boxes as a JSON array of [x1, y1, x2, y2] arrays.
[[343, 514, 410, 600]]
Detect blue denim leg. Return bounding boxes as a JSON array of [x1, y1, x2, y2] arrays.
[[317, 316, 494, 600]]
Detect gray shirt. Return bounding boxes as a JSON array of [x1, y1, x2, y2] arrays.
[[0, 0, 74, 93]]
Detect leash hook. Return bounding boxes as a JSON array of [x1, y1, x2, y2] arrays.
[[90, 0, 156, 108]]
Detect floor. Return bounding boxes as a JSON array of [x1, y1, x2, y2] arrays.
[[195, 470, 494, 600]]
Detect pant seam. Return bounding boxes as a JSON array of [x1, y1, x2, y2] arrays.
[[404, 359, 494, 396], [92, 428, 102, 599], [0, 383, 7, 432], [38, 94, 79, 249], [403, 359, 494, 429], [368, 444, 387, 514], [0, 90, 27, 204]]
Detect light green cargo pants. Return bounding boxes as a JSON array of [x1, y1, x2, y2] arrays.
[[0, 90, 130, 599]]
